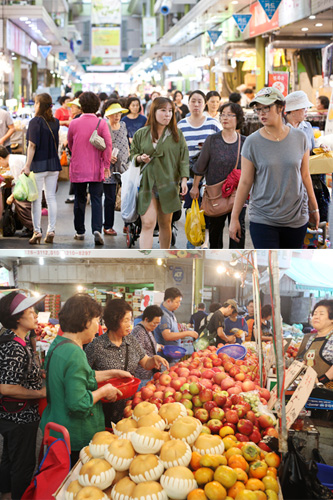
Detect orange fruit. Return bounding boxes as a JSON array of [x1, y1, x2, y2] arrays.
[[220, 426, 235, 438], [204, 481, 227, 500], [262, 477, 279, 494], [266, 467, 277, 478], [264, 453, 281, 468], [200, 454, 226, 469], [194, 467, 214, 486], [191, 451, 203, 471], [225, 447, 243, 460], [233, 468, 248, 483], [188, 488, 208, 500], [228, 480, 245, 498], [228, 455, 249, 472], [223, 436, 238, 450], [245, 479, 265, 491], [234, 490, 257, 500], [253, 492, 267, 500], [249, 461, 268, 479]]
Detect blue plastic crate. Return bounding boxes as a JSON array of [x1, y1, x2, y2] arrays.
[[216, 344, 247, 360], [316, 463, 333, 490]]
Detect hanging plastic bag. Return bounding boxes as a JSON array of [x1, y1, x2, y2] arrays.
[[121, 159, 141, 223], [60, 150, 68, 167], [185, 199, 205, 246], [193, 328, 217, 351], [13, 176, 29, 201], [25, 172, 39, 202]]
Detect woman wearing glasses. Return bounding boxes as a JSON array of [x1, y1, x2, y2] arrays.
[[190, 102, 246, 248], [229, 87, 319, 249]]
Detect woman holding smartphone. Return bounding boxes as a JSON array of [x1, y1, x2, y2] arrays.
[[130, 97, 189, 249]]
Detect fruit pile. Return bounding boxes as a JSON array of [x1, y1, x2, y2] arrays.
[[124, 347, 277, 451], [35, 323, 59, 343], [285, 344, 299, 359]]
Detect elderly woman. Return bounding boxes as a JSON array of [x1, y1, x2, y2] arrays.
[[0, 292, 46, 499], [284, 91, 315, 154], [85, 299, 169, 425], [298, 299, 333, 389], [40, 294, 131, 466]]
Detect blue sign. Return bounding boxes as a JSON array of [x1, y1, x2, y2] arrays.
[[38, 45, 52, 59], [207, 30, 223, 44], [162, 56, 172, 67], [154, 61, 164, 70], [258, 0, 282, 20], [59, 52, 67, 61], [173, 266, 184, 283], [232, 14, 252, 33]]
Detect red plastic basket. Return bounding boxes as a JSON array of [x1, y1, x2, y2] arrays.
[[98, 377, 140, 402]]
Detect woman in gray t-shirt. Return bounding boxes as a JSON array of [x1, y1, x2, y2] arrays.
[[229, 87, 319, 249]]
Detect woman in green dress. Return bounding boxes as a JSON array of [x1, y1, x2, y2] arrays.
[[40, 294, 131, 466], [130, 97, 189, 249]]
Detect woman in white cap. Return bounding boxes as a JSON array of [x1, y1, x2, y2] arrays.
[[102, 100, 129, 236], [284, 90, 315, 153], [0, 291, 46, 499], [229, 87, 319, 249]]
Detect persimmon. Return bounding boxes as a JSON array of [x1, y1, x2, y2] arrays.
[[228, 480, 245, 499], [233, 468, 248, 483], [204, 481, 227, 500], [214, 465, 238, 489], [245, 478, 265, 491], [194, 467, 214, 487], [234, 490, 257, 500], [191, 451, 203, 471], [253, 491, 267, 500], [264, 453, 281, 468], [225, 447, 243, 460], [220, 426, 235, 438], [265, 490, 278, 500], [266, 467, 277, 478], [228, 455, 249, 472], [188, 488, 208, 500], [249, 461, 268, 479], [262, 476, 279, 494], [223, 436, 238, 450]]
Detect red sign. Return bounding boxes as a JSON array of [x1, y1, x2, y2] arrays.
[[249, 1, 279, 37], [268, 72, 289, 96]]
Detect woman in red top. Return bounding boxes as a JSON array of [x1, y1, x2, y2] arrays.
[[54, 96, 71, 127]]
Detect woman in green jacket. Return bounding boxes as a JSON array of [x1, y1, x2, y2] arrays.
[[40, 294, 131, 466], [130, 97, 189, 249]]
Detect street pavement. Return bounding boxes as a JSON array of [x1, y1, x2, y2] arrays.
[[0, 179, 253, 249]]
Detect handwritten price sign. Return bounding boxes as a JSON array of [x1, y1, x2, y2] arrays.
[[285, 366, 317, 429], [267, 360, 304, 410]]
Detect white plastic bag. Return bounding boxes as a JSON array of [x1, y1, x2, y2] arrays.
[[121, 158, 141, 223]]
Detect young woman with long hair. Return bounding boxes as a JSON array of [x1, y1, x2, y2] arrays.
[[204, 90, 221, 121], [122, 96, 147, 143], [23, 93, 61, 244], [130, 97, 189, 249]]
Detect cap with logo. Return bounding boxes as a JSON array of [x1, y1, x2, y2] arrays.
[[249, 87, 285, 107]]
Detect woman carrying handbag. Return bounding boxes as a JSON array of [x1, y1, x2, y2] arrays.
[[190, 102, 247, 249], [23, 93, 61, 245]]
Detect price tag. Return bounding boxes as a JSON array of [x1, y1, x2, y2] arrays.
[[38, 312, 51, 324], [267, 360, 304, 410], [285, 366, 317, 429]]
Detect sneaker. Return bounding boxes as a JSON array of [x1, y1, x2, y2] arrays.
[[123, 226, 129, 234], [65, 197, 74, 204], [74, 233, 85, 240], [104, 228, 117, 235], [94, 231, 104, 245]]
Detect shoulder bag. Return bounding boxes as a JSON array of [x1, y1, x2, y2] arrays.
[[89, 118, 106, 151], [201, 134, 241, 217], [41, 116, 58, 154]]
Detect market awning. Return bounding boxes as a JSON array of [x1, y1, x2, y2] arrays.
[[285, 258, 333, 291]]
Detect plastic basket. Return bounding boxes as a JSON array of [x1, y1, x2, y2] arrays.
[[163, 345, 187, 360], [216, 344, 247, 360], [98, 377, 140, 402], [316, 463, 333, 490]]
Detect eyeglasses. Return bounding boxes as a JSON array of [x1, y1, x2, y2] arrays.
[[253, 105, 273, 115], [220, 114, 236, 119]]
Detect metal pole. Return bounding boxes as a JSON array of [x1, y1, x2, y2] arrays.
[[252, 251, 263, 386]]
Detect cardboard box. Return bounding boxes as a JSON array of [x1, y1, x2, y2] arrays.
[[309, 155, 333, 174]]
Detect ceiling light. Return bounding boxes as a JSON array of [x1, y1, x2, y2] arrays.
[[20, 17, 28, 21], [60, 251, 66, 259], [234, 272, 241, 279], [217, 265, 226, 274], [39, 257, 44, 266], [315, 23, 323, 27], [231, 0, 238, 3], [157, 258, 163, 266], [309, 15, 316, 19], [301, 27, 309, 31], [32, 291, 40, 297], [77, 285, 84, 292], [230, 259, 238, 267]]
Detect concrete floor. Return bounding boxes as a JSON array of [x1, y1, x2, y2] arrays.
[[0, 179, 253, 250]]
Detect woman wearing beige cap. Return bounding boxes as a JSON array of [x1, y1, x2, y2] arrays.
[[229, 87, 319, 249], [284, 90, 315, 153]]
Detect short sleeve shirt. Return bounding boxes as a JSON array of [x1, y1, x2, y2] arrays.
[[0, 330, 42, 424], [0, 109, 14, 147], [27, 117, 61, 173], [208, 310, 225, 343], [154, 303, 179, 346]]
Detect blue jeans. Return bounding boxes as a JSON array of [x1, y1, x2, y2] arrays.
[[250, 221, 308, 249], [103, 183, 117, 229], [73, 182, 103, 234]]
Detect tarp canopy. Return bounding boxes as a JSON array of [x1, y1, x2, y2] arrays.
[[285, 258, 333, 292]]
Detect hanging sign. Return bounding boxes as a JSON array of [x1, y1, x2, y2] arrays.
[[154, 61, 164, 70], [285, 366, 317, 429], [38, 45, 52, 59], [232, 14, 252, 33], [268, 71, 289, 97], [267, 359, 304, 410], [172, 266, 184, 283], [59, 52, 67, 61], [258, 0, 282, 20], [207, 30, 223, 44], [143, 17, 157, 45], [162, 55, 172, 67]]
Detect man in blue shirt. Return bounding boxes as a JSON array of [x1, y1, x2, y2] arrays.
[[189, 302, 208, 333], [154, 288, 198, 346]]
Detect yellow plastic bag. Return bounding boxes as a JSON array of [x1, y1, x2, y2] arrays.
[[185, 199, 206, 246]]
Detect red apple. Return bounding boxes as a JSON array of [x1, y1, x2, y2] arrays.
[[194, 408, 209, 423], [199, 388, 213, 403], [149, 396, 163, 406], [229, 366, 241, 378], [207, 419, 224, 434], [222, 397, 233, 409], [242, 380, 256, 392], [163, 396, 175, 403], [223, 422, 237, 432], [258, 415, 275, 429], [202, 369, 215, 379], [153, 372, 160, 380], [170, 377, 186, 391], [225, 409, 239, 424], [174, 391, 182, 402], [260, 398, 268, 405], [178, 368, 190, 378], [203, 400, 218, 413], [159, 373, 172, 386], [213, 372, 226, 385], [212, 358, 223, 367], [210, 407, 225, 421], [237, 419, 253, 436], [220, 378, 235, 391], [223, 361, 234, 372], [188, 375, 200, 384], [235, 372, 246, 382], [249, 429, 261, 443], [192, 395, 203, 407], [263, 427, 279, 438], [141, 386, 155, 400], [189, 382, 201, 395], [181, 398, 193, 410], [123, 407, 133, 418], [246, 411, 258, 426], [233, 405, 247, 419], [227, 386, 242, 396], [200, 379, 213, 390], [258, 441, 272, 452], [235, 433, 250, 442], [189, 369, 202, 378], [230, 394, 241, 405], [213, 391, 227, 407]]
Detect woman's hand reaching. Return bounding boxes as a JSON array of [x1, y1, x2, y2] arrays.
[[102, 383, 123, 402], [152, 355, 169, 371]]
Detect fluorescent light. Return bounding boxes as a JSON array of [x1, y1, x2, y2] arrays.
[[20, 17, 28, 21], [234, 272, 241, 279], [157, 258, 163, 266], [231, 0, 238, 3], [60, 251, 66, 259], [309, 15, 316, 19], [77, 285, 84, 292], [39, 257, 44, 265], [217, 265, 226, 274], [315, 23, 323, 27], [301, 27, 309, 31]]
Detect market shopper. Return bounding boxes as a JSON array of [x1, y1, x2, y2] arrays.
[[40, 294, 131, 466], [0, 107, 15, 153], [207, 300, 239, 345], [284, 91, 315, 153], [249, 304, 273, 342], [189, 303, 208, 332], [23, 92, 61, 245], [298, 299, 333, 389], [67, 91, 112, 246], [154, 287, 199, 347], [132, 305, 164, 389], [130, 97, 189, 249], [54, 95, 71, 127], [0, 292, 46, 500], [245, 299, 255, 341], [103, 100, 129, 236], [190, 102, 247, 249], [204, 91, 221, 121], [173, 90, 189, 122], [85, 299, 169, 425], [229, 87, 319, 249], [122, 96, 147, 143], [316, 95, 329, 115], [64, 98, 83, 204], [224, 309, 248, 344], [145, 91, 161, 117]]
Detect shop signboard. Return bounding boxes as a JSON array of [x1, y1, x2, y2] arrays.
[[268, 71, 289, 96], [91, 27, 121, 66], [279, 0, 311, 26], [91, 0, 121, 26], [207, 30, 223, 44], [38, 46, 52, 60], [249, 1, 279, 37], [232, 15, 252, 33], [143, 17, 157, 45], [311, 0, 333, 14], [172, 266, 184, 283], [6, 20, 38, 62], [258, 0, 282, 20]]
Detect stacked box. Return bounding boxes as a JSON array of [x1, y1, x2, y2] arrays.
[[44, 295, 61, 319]]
